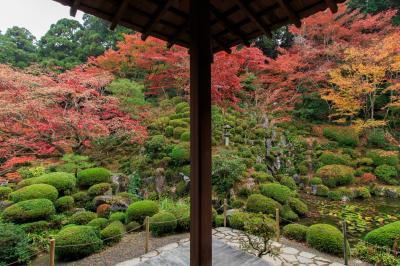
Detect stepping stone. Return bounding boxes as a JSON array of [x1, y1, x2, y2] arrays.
[[315, 256, 331, 263], [298, 256, 313, 264], [142, 250, 158, 258], [280, 247, 299, 255], [158, 242, 178, 252], [115, 257, 141, 266], [280, 254, 297, 263], [262, 255, 283, 266], [299, 251, 316, 258], [315, 262, 329, 266], [329, 263, 345, 266]]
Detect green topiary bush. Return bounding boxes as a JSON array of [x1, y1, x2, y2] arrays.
[[323, 127, 359, 147], [3, 199, 55, 222], [310, 177, 322, 185], [180, 131, 190, 141], [280, 176, 297, 190], [150, 211, 177, 236], [327, 188, 353, 201], [71, 191, 90, 208], [17, 172, 76, 194], [283, 224, 308, 242], [170, 143, 190, 164], [288, 198, 308, 216], [20, 220, 49, 233], [55, 196, 74, 212], [319, 151, 353, 166], [228, 211, 250, 230], [169, 119, 188, 128], [246, 194, 281, 216], [126, 221, 142, 232], [88, 183, 112, 197], [175, 102, 189, 113], [126, 200, 159, 223], [260, 183, 296, 204], [306, 224, 348, 255], [173, 127, 186, 139], [374, 164, 398, 184], [364, 221, 400, 248], [87, 218, 109, 229], [316, 184, 329, 197], [316, 164, 355, 188], [109, 212, 126, 223], [0, 186, 12, 200], [10, 184, 58, 203], [0, 222, 32, 265], [69, 211, 97, 225], [165, 126, 174, 137], [281, 205, 299, 221], [101, 221, 125, 244], [251, 172, 274, 183], [77, 168, 111, 188], [55, 225, 103, 260]]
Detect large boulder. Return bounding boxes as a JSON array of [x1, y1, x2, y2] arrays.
[[93, 195, 131, 212], [111, 173, 131, 193]]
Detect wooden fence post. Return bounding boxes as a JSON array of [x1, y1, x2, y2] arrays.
[[49, 239, 55, 266], [393, 239, 398, 256], [223, 199, 227, 227], [342, 220, 349, 266], [275, 208, 280, 242], [145, 216, 150, 253]]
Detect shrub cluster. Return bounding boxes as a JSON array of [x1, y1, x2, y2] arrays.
[[251, 172, 274, 183], [101, 221, 125, 244], [109, 212, 126, 223], [316, 164, 355, 188], [283, 224, 308, 242], [150, 211, 177, 236], [323, 127, 359, 147], [280, 176, 297, 190], [306, 224, 348, 255], [3, 198, 55, 222], [17, 172, 76, 193], [55, 196, 74, 212], [260, 183, 295, 204], [88, 183, 112, 197], [319, 151, 352, 166], [374, 164, 398, 184], [0, 222, 32, 264], [364, 221, 400, 248], [228, 211, 249, 230], [10, 184, 58, 203], [77, 168, 111, 187], [288, 198, 308, 216], [20, 220, 49, 233], [0, 186, 12, 200], [126, 200, 159, 223], [367, 150, 399, 166], [69, 211, 97, 225], [87, 218, 109, 229], [246, 193, 281, 216]]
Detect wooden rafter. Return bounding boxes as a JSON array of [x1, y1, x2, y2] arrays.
[[324, 0, 338, 13], [235, 0, 272, 38], [141, 0, 173, 41], [110, 0, 130, 30], [210, 4, 250, 47], [277, 0, 302, 28], [70, 0, 80, 17]]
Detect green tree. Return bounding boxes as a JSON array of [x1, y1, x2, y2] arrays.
[[0, 27, 37, 68], [254, 26, 294, 58], [348, 0, 400, 24], [58, 154, 94, 177]]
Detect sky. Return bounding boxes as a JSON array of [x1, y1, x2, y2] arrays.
[[0, 0, 84, 39]]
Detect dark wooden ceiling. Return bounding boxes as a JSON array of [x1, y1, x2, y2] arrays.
[[53, 0, 346, 53]]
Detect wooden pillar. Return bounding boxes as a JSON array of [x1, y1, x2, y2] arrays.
[[189, 0, 212, 265]]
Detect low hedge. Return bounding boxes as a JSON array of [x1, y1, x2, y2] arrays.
[[87, 218, 109, 229], [17, 172, 76, 193], [88, 183, 112, 197], [246, 193, 281, 216], [150, 211, 177, 237], [316, 164, 355, 188], [109, 212, 126, 223], [20, 220, 49, 233], [69, 211, 97, 225], [283, 224, 308, 242], [77, 168, 111, 188], [306, 224, 348, 255], [55, 225, 103, 260], [260, 183, 296, 204], [3, 199, 55, 222], [126, 200, 159, 223], [0, 186, 12, 200], [101, 221, 125, 244], [288, 198, 308, 216], [364, 221, 400, 248], [55, 196, 74, 212], [228, 211, 249, 230], [10, 184, 58, 203]]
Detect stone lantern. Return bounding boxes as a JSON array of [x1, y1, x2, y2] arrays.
[[223, 124, 231, 146]]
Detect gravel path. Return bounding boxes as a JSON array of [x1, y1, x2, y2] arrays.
[[31, 232, 189, 266]]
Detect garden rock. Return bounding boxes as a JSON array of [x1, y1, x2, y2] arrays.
[[94, 195, 131, 211], [112, 174, 131, 193]]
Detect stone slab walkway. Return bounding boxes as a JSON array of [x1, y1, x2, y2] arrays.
[[117, 227, 362, 266]]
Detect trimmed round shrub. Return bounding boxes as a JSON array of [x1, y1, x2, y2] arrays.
[[280, 176, 297, 190], [0, 186, 12, 200], [231, 199, 245, 208], [55, 225, 103, 260], [69, 211, 97, 225], [281, 205, 298, 221], [165, 126, 174, 137], [215, 214, 224, 227], [88, 183, 112, 197], [0, 222, 32, 265], [55, 196, 74, 212], [260, 183, 296, 204], [126, 200, 159, 223], [17, 172, 76, 193], [170, 143, 190, 164], [149, 211, 177, 236], [374, 164, 398, 184], [228, 211, 249, 230], [109, 212, 126, 223], [251, 172, 274, 183], [169, 119, 188, 128], [101, 221, 125, 244], [173, 127, 186, 139], [310, 177, 322, 185], [319, 151, 352, 166], [87, 218, 109, 229], [3, 199, 55, 222], [117, 192, 138, 202], [306, 224, 348, 255], [20, 220, 49, 233], [175, 102, 189, 112], [283, 224, 308, 242], [10, 184, 58, 203], [288, 198, 308, 216], [327, 188, 353, 201], [316, 164, 355, 188], [71, 191, 90, 208], [354, 187, 371, 199], [77, 168, 111, 188], [126, 221, 142, 233], [364, 221, 400, 248], [180, 131, 190, 141], [246, 193, 281, 216], [316, 184, 329, 197]]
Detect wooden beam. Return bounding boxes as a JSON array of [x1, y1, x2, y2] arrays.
[[190, 0, 212, 265], [324, 0, 338, 13], [70, 0, 80, 17], [210, 4, 250, 46], [235, 0, 272, 38], [277, 0, 302, 28], [141, 0, 172, 41], [167, 20, 189, 48], [110, 0, 130, 31]]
